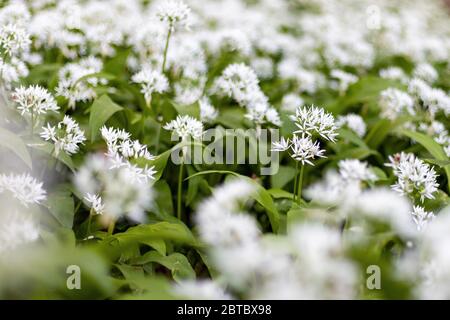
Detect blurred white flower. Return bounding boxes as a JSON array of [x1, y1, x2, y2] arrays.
[[281, 93, 304, 112], [0, 173, 46, 207], [156, 0, 192, 31], [0, 23, 31, 57], [84, 193, 105, 215], [379, 88, 415, 120], [379, 67, 408, 84], [40, 115, 86, 156], [199, 97, 218, 123], [0, 212, 39, 254], [330, 69, 358, 93], [413, 63, 438, 84], [336, 113, 366, 137], [338, 159, 377, 182], [174, 280, 232, 300]]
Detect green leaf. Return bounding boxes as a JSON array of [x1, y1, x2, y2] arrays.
[[0, 127, 32, 169], [46, 185, 75, 228], [26, 138, 75, 171], [89, 94, 123, 141], [270, 165, 297, 189], [131, 251, 195, 282], [268, 188, 294, 199]]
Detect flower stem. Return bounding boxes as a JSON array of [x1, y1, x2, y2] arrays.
[[87, 209, 93, 236], [161, 26, 173, 73], [297, 164, 305, 205], [293, 161, 299, 202], [177, 162, 184, 220], [107, 219, 115, 235]]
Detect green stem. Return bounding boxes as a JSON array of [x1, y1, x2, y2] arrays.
[[177, 161, 184, 220], [87, 209, 93, 236], [297, 164, 305, 205], [161, 25, 173, 73], [107, 220, 116, 235], [292, 161, 299, 202], [30, 109, 35, 136]]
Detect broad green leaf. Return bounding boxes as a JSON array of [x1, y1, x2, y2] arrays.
[[89, 94, 123, 141], [130, 251, 195, 282], [46, 185, 75, 228], [0, 127, 32, 168], [270, 165, 297, 189], [26, 138, 75, 171], [268, 188, 294, 199]]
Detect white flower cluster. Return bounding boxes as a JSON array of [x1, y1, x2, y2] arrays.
[[199, 97, 218, 123], [74, 154, 154, 222], [131, 67, 169, 106], [336, 113, 367, 137], [386, 152, 438, 203], [212, 63, 281, 127], [0, 212, 40, 254], [100, 126, 156, 183], [40, 115, 86, 155], [191, 179, 357, 299], [11, 85, 59, 118], [55, 56, 107, 109], [156, 0, 192, 32], [164, 115, 204, 141], [0, 23, 31, 57], [379, 88, 415, 120], [330, 69, 358, 94], [272, 105, 337, 166], [0, 173, 46, 207]]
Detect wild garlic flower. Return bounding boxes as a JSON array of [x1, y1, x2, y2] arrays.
[[101, 126, 155, 161], [272, 135, 325, 166], [379, 88, 415, 120], [84, 193, 105, 215], [245, 103, 281, 127], [386, 152, 439, 202], [0, 56, 28, 83], [55, 56, 107, 109], [11, 85, 59, 118], [330, 69, 358, 93], [0, 173, 46, 207], [411, 206, 435, 231], [0, 23, 31, 57], [100, 126, 156, 182], [281, 93, 304, 112], [0, 212, 39, 254], [199, 97, 218, 123], [156, 0, 192, 32], [338, 159, 377, 183], [379, 67, 408, 84], [74, 154, 154, 223], [164, 115, 204, 141], [290, 105, 338, 142], [40, 115, 86, 156], [336, 113, 366, 137], [413, 63, 438, 84], [131, 67, 169, 106]]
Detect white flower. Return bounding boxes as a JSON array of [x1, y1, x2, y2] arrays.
[[413, 63, 438, 84], [0, 173, 46, 207], [281, 93, 304, 112], [84, 193, 105, 215], [0, 23, 31, 57], [0, 56, 28, 83], [290, 134, 326, 165], [379, 67, 408, 84], [174, 280, 232, 300], [251, 57, 273, 79], [411, 206, 434, 231], [11, 85, 59, 118], [156, 0, 191, 31], [386, 153, 439, 202], [199, 97, 218, 123], [131, 67, 169, 105], [336, 113, 366, 137], [330, 69, 358, 93], [0, 212, 39, 254], [74, 154, 154, 223], [379, 88, 415, 120], [163, 115, 204, 140], [40, 115, 86, 156], [338, 159, 377, 182], [290, 105, 338, 142]]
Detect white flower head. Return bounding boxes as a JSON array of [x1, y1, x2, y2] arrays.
[[174, 280, 232, 300], [0, 212, 39, 254], [84, 193, 105, 215], [290, 105, 338, 142], [338, 159, 377, 183], [0, 23, 31, 57], [131, 67, 169, 105], [290, 134, 326, 165], [413, 63, 438, 84], [199, 97, 218, 123], [411, 206, 435, 231], [156, 0, 192, 31], [336, 114, 366, 137], [386, 153, 439, 203], [0, 173, 46, 207], [379, 88, 415, 120], [11, 85, 59, 118], [330, 69, 358, 93], [40, 115, 86, 156], [163, 115, 203, 141]]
